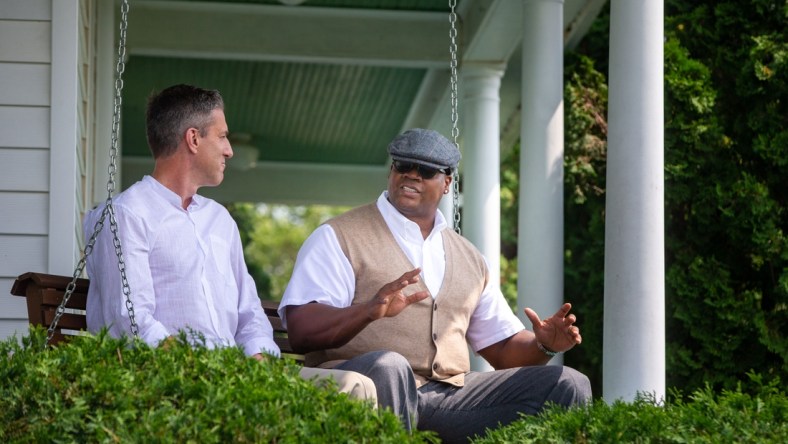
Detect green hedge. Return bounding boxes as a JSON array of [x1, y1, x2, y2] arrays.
[[0, 328, 435, 443], [473, 374, 787, 443], [5, 329, 786, 443]]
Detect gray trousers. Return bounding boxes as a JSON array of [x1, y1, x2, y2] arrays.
[[335, 350, 592, 444]]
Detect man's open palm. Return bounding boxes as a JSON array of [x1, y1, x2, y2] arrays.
[[367, 268, 430, 320]]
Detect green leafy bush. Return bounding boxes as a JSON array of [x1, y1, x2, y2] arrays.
[[472, 374, 787, 443], [0, 328, 434, 443]]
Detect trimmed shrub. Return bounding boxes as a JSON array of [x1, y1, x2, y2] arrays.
[[0, 328, 435, 443], [471, 374, 787, 443]]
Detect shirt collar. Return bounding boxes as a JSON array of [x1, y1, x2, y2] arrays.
[[142, 175, 204, 211], [377, 191, 447, 240]]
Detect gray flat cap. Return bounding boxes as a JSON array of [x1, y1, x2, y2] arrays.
[[387, 128, 460, 170]]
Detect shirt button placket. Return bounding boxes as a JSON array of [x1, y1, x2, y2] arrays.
[[431, 302, 438, 373]]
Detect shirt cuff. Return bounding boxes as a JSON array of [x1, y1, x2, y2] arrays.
[[141, 323, 171, 348], [243, 337, 281, 358]]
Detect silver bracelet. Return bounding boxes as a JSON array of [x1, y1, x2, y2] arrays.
[[537, 341, 560, 357]]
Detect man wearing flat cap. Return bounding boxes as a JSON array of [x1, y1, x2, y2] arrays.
[[280, 128, 591, 442]]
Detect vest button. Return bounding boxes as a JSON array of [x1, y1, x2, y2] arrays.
[[433, 304, 437, 311], [432, 333, 437, 341], [432, 363, 438, 370]]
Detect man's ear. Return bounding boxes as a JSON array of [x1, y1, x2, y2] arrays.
[[185, 127, 200, 154]]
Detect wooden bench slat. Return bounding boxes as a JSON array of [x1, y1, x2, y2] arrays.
[[274, 336, 297, 354], [43, 308, 88, 330], [269, 316, 285, 332], [41, 289, 87, 309], [261, 299, 280, 316]]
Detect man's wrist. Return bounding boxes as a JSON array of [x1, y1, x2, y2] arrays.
[[537, 341, 561, 357]]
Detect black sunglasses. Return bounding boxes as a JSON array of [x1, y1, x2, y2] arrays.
[[392, 160, 449, 179]]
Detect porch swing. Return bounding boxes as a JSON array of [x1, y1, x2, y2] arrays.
[[11, 0, 464, 350]]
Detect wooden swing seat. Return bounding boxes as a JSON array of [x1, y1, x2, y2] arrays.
[[10, 272, 300, 361]]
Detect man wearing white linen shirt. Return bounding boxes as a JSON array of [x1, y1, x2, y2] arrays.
[[85, 84, 375, 401]]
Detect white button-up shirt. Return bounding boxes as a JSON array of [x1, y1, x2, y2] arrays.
[[84, 175, 279, 357], [280, 192, 524, 352]]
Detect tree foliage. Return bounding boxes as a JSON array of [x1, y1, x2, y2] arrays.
[[660, 0, 788, 391], [227, 203, 348, 301]]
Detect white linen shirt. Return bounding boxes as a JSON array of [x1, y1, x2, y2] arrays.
[[84, 175, 279, 357], [280, 191, 525, 353]]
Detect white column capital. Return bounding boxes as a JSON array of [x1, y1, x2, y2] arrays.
[[462, 63, 506, 102], [461, 61, 507, 78]]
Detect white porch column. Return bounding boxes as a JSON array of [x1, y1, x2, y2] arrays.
[[518, 0, 564, 363], [603, 0, 665, 401], [462, 63, 505, 372], [49, 0, 80, 274]]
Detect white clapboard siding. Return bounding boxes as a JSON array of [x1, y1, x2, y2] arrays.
[[0, 277, 28, 318], [0, 148, 50, 192], [0, 63, 51, 106], [0, 192, 49, 235], [0, 20, 51, 63], [0, 0, 55, 343], [0, 0, 52, 20], [1, 233, 44, 334], [0, 1, 103, 343], [0, 107, 50, 148], [0, 235, 48, 278], [0, 320, 30, 345]]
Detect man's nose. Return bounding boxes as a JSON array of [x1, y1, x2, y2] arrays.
[[401, 166, 421, 178]]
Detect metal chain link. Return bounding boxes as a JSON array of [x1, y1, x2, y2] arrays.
[[47, 0, 137, 346], [448, 0, 461, 234]]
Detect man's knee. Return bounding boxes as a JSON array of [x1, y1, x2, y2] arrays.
[[345, 351, 417, 430], [298, 367, 378, 404], [555, 366, 592, 406], [365, 350, 410, 372], [339, 371, 378, 405]]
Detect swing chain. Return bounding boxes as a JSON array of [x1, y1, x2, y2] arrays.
[[448, 0, 461, 234], [46, 0, 138, 346], [108, 0, 139, 338]]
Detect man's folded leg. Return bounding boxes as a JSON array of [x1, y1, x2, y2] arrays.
[[299, 367, 378, 406]]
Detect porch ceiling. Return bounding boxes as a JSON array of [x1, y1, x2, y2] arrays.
[[118, 0, 606, 206]]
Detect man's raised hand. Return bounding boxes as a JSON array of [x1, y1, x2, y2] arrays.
[[367, 268, 430, 320], [524, 303, 582, 353]]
